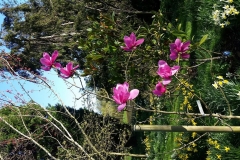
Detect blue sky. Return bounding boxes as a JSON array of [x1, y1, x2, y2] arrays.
[[0, 11, 96, 111]]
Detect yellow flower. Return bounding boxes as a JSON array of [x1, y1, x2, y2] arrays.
[[207, 138, 212, 143], [223, 80, 228, 84], [225, 21, 230, 25], [192, 121, 197, 126], [175, 137, 182, 142], [217, 76, 223, 80], [207, 138, 214, 145], [187, 104, 193, 110], [187, 92, 194, 98], [187, 147, 192, 151], [228, 0, 233, 3], [218, 81, 223, 87], [215, 144, 220, 149], [206, 158, 211, 160], [223, 5, 230, 10], [212, 81, 218, 89], [217, 154, 221, 160], [224, 146, 230, 152], [191, 142, 197, 147], [191, 119, 197, 126], [183, 96, 189, 105], [192, 132, 197, 139], [193, 148, 198, 152], [234, 11, 239, 15], [178, 154, 184, 159], [206, 150, 211, 155]]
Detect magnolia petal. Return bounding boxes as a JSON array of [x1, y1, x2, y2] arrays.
[[181, 41, 190, 51], [121, 46, 132, 52], [116, 84, 122, 90], [129, 89, 139, 100], [60, 74, 69, 79], [122, 92, 130, 103], [170, 52, 178, 60], [113, 93, 122, 105], [73, 65, 79, 70], [135, 38, 144, 46], [54, 62, 62, 69], [40, 58, 51, 66], [118, 103, 127, 112], [153, 82, 166, 96], [43, 52, 51, 60], [153, 89, 165, 96], [158, 60, 168, 68], [66, 62, 73, 71], [130, 32, 136, 43], [175, 38, 182, 47], [153, 90, 162, 96], [171, 65, 180, 75], [52, 50, 59, 62], [169, 43, 176, 50], [41, 66, 51, 71], [123, 36, 132, 49], [162, 77, 171, 85], [181, 53, 190, 59], [60, 68, 70, 77], [156, 83, 166, 92], [157, 66, 172, 78]]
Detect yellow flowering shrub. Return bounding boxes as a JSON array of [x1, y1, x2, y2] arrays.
[[212, 1, 239, 28]]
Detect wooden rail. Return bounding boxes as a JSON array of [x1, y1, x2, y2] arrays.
[[133, 125, 240, 132]]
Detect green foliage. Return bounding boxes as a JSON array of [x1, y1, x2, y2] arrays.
[[0, 103, 136, 159], [0, 104, 51, 159]]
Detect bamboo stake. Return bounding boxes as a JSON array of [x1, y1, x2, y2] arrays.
[[133, 125, 240, 132], [108, 152, 148, 158]]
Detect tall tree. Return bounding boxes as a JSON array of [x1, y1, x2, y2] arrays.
[[0, 0, 159, 90]]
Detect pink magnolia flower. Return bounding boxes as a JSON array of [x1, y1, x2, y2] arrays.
[[60, 62, 79, 78], [170, 38, 190, 60], [40, 50, 61, 71], [157, 60, 180, 85], [120, 32, 144, 51], [113, 82, 139, 111], [153, 82, 166, 96]]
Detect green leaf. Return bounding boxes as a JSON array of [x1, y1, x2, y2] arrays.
[[177, 23, 182, 30], [167, 23, 172, 29], [86, 28, 92, 32], [86, 54, 104, 61], [199, 34, 208, 46], [152, 39, 157, 45], [171, 30, 187, 38], [111, 11, 115, 21]]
